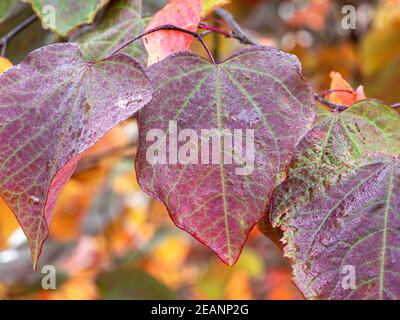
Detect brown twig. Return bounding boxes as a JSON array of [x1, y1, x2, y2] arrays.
[[0, 14, 38, 57], [314, 93, 347, 112], [315, 89, 400, 111], [214, 8, 258, 45], [314, 89, 353, 111]]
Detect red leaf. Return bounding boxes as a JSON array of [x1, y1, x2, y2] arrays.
[[0, 43, 152, 268], [136, 46, 315, 265], [143, 0, 202, 65]]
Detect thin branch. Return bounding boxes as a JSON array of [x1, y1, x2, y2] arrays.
[[103, 24, 215, 63], [0, 14, 38, 57], [199, 21, 260, 49], [199, 30, 213, 38], [214, 8, 258, 45], [211, 23, 221, 62], [314, 89, 354, 111], [319, 89, 354, 96], [198, 22, 231, 38], [314, 93, 347, 112], [201, 17, 230, 29], [315, 89, 400, 111]]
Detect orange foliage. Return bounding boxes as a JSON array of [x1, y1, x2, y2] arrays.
[[289, 0, 332, 32], [144, 0, 202, 65], [328, 71, 366, 106], [0, 198, 19, 249], [0, 57, 12, 74]]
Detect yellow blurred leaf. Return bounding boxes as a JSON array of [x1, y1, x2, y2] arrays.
[[197, 262, 232, 299], [235, 249, 264, 279], [145, 235, 192, 288], [362, 6, 400, 103], [0, 57, 12, 74], [373, 0, 400, 29], [151, 235, 190, 268], [202, 0, 230, 16], [361, 20, 400, 77], [196, 249, 261, 299]]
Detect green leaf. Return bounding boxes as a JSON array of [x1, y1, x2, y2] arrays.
[[26, 0, 110, 36], [0, 5, 58, 64], [74, 0, 149, 65], [0, 0, 19, 23], [339, 100, 400, 157]]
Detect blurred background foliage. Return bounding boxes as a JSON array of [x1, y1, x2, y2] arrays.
[[0, 0, 399, 300]]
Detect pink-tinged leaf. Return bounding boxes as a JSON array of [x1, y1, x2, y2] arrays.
[[269, 101, 400, 226], [136, 46, 315, 265], [143, 0, 202, 66], [0, 43, 152, 268], [269, 101, 400, 299], [273, 155, 400, 299]]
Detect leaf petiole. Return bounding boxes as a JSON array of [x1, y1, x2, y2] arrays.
[[0, 14, 38, 57]]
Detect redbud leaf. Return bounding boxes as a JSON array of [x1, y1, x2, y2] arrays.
[[270, 100, 400, 227], [0, 43, 152, 268], [136, 46, 315, 265], [274, 155, 400, 299], [269, 100, 400, 299]]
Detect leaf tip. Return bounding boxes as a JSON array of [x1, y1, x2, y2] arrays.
[[29, 230, 48, 272]]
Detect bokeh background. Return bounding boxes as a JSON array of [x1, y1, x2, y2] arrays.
[[0, 0, 398, 299]]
